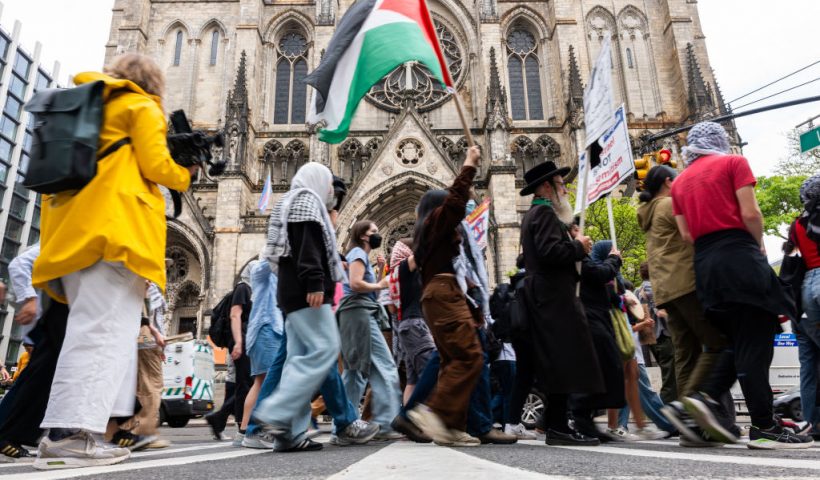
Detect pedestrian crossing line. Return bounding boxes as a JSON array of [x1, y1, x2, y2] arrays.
[[327, 441, 568, 480], [630, 439, 820, 451], [519, 441, 820, 470], [0, 442, 230, 469], [1, 445, 271, 480]]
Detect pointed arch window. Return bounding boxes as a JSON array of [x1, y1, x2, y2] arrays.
[[209, 30, 220, 66], [626, 48, 634, 69], [506, 27, 543, 121], [173, 31, 183, 66], [274, 31, 309, 125]]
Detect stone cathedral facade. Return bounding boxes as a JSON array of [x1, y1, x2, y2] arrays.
[[105, 0, 731, 337]]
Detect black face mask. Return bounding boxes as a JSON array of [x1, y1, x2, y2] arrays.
[[368, 233, 383, 249]]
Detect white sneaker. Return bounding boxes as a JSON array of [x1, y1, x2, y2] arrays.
[[231, 432, 245, 447], [408, 405, 455, 445], [635, 425, 671, 441], [241, 432, 275, 449], [34, 431, 130, 470], [606, 427, 640, 442], [505, 423, 537, 440]]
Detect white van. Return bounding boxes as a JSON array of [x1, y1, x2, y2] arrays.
[[161, 337, 215, 428]]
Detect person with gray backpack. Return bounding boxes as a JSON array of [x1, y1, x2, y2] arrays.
[[28, 53, 197, 470]]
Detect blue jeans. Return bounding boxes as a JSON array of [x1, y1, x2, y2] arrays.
[[798, 268, 820, 428], [491, 360, 516, 425], [252, 305, 340, 441], [619, 363, 675, 433], [342, 316, 401, 431]]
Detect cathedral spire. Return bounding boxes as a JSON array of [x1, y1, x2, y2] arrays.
[[686, 43, 714, 119], [230, 50, 248, 109], [711, 68, 730, 115], [567, 45, 584, 112], [223, 50, 251, 170], [485, 47, 510, 130]]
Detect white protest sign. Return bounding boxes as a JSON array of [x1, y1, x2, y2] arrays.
[[583, 38, 615, 148], [574, 105, 635, 214]]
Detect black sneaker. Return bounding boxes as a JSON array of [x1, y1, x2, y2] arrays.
[[748, 424, 815, 450], [204, 413, 225, 440], [662, 401, 702, 445], [110, 430, 157, 452], [545, 429, 600, 446], [277, 437, 323, 453], [0, 440, 33, 459], [682, 392, 737, 444]]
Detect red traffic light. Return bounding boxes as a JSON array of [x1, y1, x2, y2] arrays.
[[657, 149, 672, 164]]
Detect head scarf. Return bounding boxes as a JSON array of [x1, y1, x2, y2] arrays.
[[681, 121, 731, 166], [390, 240, 413, 271], [800, 174, 820, 209], [590, 240, 612, 264], [263, 162, 344, 282]]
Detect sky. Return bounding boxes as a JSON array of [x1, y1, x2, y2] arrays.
[[2, 0, 817, 255]]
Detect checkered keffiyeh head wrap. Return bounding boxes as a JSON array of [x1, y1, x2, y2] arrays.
[[263, 162, 345, 282], [682, 122, 731, 166], [800, 174, 820, 208]]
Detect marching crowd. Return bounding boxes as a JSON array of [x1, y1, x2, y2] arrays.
[[0, 52, 817, 472]]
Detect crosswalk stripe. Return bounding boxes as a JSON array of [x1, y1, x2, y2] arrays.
[[2, 447, 271, 480], [519, 440, 820, 470], [327, 441, 567, 480]]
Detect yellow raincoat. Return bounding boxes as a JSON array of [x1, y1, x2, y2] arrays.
[[32, 72, 191, 300]]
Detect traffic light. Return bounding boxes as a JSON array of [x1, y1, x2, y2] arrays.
[[655, 148, 677, 168], [634, 154, 652, 191]]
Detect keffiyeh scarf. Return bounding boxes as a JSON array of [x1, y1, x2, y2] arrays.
[[388, 241, 414, 321], [681, 121, 731, 166], [264, 189, 345, 282]]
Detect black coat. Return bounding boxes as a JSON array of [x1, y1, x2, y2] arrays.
[[572, 255, 626, 410], [519, 204, 604, 395]]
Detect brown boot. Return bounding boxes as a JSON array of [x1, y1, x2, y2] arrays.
[[479, 428, 518, 445]]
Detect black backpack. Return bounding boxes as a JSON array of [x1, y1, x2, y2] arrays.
[[23, 81, 130, 194], [489, 283, 515, 342], [208, 290, 235, 348]]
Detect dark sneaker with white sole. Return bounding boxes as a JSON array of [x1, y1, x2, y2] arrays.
[[276, 437, 323, 453], [748, 425, 815, 450], [110, 430, 157, 452], [682, 392, 738, 444], [0, 440, 34, 459]]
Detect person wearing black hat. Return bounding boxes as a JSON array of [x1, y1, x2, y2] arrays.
[[517, 161, 603, 446]]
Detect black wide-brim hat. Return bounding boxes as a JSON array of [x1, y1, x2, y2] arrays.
[[519, 161, 571, 196]]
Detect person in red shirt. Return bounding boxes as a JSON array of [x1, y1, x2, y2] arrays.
[[671, 121, 811, 450], [788, 174, 820, 437]]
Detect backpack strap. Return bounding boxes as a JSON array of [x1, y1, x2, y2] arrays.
[[98, 137, 131, 160]]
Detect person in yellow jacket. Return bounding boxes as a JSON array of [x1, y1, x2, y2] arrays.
[[32, 53, 197, 471]]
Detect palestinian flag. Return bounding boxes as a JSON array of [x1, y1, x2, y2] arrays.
[[306, 0, 453, 144]]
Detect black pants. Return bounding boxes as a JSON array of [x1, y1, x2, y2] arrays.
[[0, 301, 69, 445], [233, 352, 252, 426], [700, 306, 778, 429], [509, 338, 570, 432], [208, 381, 236, 433]]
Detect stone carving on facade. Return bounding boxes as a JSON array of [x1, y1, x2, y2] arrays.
[[396, 138, 424, 168], [619, 6, 647, 39], [223, 50, 250, 172], [366, 20, 464, 113], [426, 160, 438, 175], [381, 164, 393, 176], [686, 43, 716, 121], [566, 45, 585, 130], [586, 7, 616, 40], [339, 138, 367, 183], [316, 0, 334, 26], [479, 0, 499, 22]]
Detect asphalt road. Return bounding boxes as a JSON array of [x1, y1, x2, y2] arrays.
[[3, 422, 820, 479]]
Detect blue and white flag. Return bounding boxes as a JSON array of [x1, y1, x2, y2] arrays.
[[258, 171, 272, 213]]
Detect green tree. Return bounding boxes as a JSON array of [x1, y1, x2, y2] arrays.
[[569, 186, 646, 285], [755, 175, 805, 239]]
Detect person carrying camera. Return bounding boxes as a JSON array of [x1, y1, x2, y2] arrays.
[[31, 53, 197, 470]]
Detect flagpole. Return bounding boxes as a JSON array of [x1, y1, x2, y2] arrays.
[[451, 91, 475, 147], [606, 194, 618, 251], [576, 146, 590, 296]]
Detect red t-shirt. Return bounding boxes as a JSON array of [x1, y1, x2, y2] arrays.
[[793, 220, 820, 270], [671, 154, 756, 241]]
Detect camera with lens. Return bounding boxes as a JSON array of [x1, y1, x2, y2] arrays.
[[166, 110, 227, 180]]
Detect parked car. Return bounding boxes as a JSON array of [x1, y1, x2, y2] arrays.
[[521, 388, 546, 430], [774, 387, 803, 422]]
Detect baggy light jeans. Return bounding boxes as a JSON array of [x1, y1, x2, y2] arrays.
[[341, 315, 401, 432], [253, 304, 340, 441], [41, 261, 144, 433]]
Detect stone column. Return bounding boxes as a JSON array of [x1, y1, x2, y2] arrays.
[[486, 163, 519, 284]]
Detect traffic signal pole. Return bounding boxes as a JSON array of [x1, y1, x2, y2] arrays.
[[643, 94, 820, 143]]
